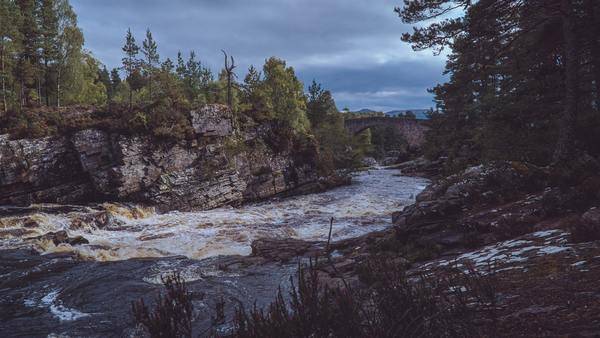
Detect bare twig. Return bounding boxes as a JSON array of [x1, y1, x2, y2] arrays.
[[326, 217, 334, 254]]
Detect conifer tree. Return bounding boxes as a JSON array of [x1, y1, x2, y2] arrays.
[[55, 0, 83, 107], [161, 58, 174, 73], [40, 0, 59, 106], [142, 28, 159, 101], [110, 68, 121, 94], [0, 0, 22, 113], [307, 80, 337, 128], [176, 51, 186, 79], [98, 65, 111, 99], [122, 28, 139, 111], [16, 0, 40, 107]]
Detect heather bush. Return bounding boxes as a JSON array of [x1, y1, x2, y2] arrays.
[[132, 273, 194, 338], [225, 259, 496, 338]]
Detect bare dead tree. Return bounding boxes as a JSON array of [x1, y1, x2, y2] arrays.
[[221, 50, 236, 109]]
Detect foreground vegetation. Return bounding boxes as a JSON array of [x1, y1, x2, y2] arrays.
[[133, 259, 497, 338]]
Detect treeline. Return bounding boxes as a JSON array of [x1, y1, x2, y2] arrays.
[[0, 0, 105, 113], [399, 0, 600, 172], [0, 0, 372, 171], [107, 28, 371, 169]]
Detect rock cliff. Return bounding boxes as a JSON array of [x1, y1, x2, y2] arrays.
[[0, 105, 320, 211]]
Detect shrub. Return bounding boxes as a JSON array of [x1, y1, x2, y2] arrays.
[[132, 273, 194, 338], [225, 258, 495, 338]]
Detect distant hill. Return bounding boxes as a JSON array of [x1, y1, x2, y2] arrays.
[[342, 109, 386, 118], [386, 109, 431, 120], [356, 108, 378, 114], [343, 108, 432, 120]]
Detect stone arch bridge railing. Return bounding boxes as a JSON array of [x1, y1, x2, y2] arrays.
[[344, 116, 428, 148]]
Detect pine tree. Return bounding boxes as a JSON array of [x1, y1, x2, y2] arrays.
[[122, 28, 139, 111], [161, 58, 174, 73], [98, 65, 111, 99], [16, 0, 40, 107], [0, 0, 22, 113], [396, 0, 597, 167], [553, 0, 579, 164], [307, 80, 325, 127], [55, 0, 84, 108], [176, 51, 186, 79], [110, 68, 121, 94], [40, 0, 59, 106], [142, 28, 159, 101]]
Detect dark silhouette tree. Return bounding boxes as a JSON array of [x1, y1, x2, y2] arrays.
[[122, 28, 139, 111]]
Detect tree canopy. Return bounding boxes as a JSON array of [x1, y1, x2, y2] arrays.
[[398, 0, 600, 170]]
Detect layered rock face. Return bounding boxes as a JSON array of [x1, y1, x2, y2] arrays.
[[0, 105, 319, 211]]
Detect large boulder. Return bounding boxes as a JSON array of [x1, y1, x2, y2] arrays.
[[393, 161, 549, 249], [190, 104, 233, 137], [571, 207, 600, 242]]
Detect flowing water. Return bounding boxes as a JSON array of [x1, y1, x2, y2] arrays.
[[1, 168, 429, 262], [0, 168, 429, 336]]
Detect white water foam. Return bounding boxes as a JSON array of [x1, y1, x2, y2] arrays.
[[2, 169, 428, 262], [23, 289, 90, 321]]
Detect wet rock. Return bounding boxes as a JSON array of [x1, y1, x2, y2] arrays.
[[390, 156, 443, 179], [572, 207, 600, 242], [395, 162, 548, 231], [541, 186, 585, 216], [0, 228, 36, 239], [390, 161, 554, 259], [40, 230, 89, 246], [68, 235, 90, 246], [70, 211, 119, 230], [22, 218, 39, 228], [251, 238, 322, 262], [274, 175, 351, 198], [416, 161, 547, 206], [362, 157, 378, 167]]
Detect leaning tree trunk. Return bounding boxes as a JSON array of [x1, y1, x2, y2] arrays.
[[587, 0, 600, 110], [553, 0, 579, 164]]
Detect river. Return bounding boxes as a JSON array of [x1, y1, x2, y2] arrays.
[[0, 168, 428, 336]]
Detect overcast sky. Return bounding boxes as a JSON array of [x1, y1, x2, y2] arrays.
[[70, 0, 446, 111]]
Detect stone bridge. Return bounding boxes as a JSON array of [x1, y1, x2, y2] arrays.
[[344, 117, 428, 148]]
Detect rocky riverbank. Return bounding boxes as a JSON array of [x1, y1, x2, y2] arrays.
[[0, 168, 426, 336], [249, 160, 600, 336], [2, 153, 600, 336], [0, 104, 339, 212]]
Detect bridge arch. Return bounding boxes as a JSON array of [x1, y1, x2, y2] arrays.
[[344, 117, 427, 148]]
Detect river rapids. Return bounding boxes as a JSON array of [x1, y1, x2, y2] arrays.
[[1, 168, 428, 262], [0, 168, 428, 337]]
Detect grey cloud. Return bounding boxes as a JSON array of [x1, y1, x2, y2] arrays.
[[71, 0, 446, 110]]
